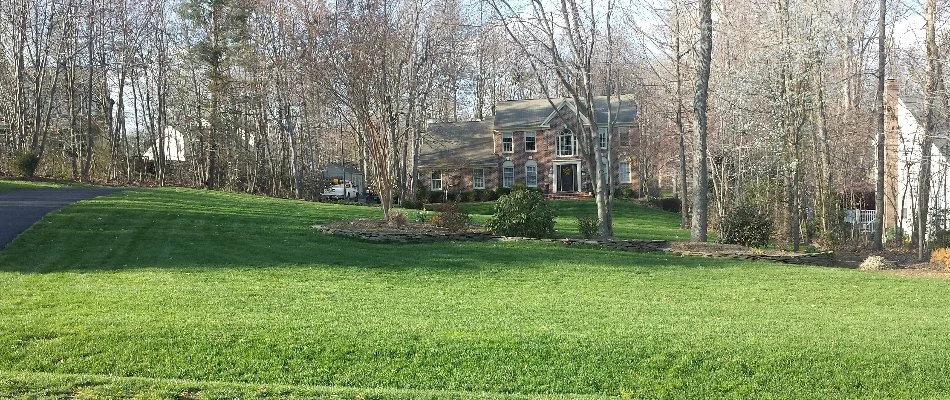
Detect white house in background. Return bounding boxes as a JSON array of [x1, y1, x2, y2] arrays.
[[143, 126, 187, 162], [883, 79, 950, 239]]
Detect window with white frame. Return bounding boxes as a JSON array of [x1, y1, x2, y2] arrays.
[[525, 161, 538, 187], [502, 132, 513, 153], [598, 127, 608, 149], [473, 168, 485, 189], [619, 161, 631, 183], [557, 129, 575, 156], [525, 131, 536, 152], [430, 171, 442, 191], [502, 161, 514, 188]]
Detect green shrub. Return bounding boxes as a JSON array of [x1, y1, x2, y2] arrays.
[[931, 230, 950, 248], [13, 150, 40, 177], [400, 199, 423, 210], [577, 215, 599, 238], [458, 191, 473, 202], [427, 190, 443, 203], [485, 187, 556, 238], [472, 190, 487, 202], [647, 197, 682, 213], [719, 204, 773, 247], [429, 202, 471, 232], [617, 187, 635, 200]]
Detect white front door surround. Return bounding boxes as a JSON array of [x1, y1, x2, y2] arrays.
[[552, 161, 581, 193]]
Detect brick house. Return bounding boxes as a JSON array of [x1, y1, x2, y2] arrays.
[[418, 95, 637, 195]]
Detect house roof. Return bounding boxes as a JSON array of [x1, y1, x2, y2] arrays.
[[419, 118, 500, 168], [494, 95, 637, 130]]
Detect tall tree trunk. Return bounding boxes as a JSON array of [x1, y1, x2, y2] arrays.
[[873, 0, 886, 250], [691, 0, 712, 243], [919, 0, 938, 260], [675, 12, 689, 229]]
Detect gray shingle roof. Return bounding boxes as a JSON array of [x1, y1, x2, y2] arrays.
[[419, 118, 500, 168], [494, 98, 561, 130], [493, 95, 637, 130]]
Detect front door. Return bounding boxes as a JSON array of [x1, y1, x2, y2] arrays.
[[557, 164, 577, 192]]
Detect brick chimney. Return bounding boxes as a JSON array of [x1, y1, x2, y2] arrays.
[[883, 78, 901, 235]]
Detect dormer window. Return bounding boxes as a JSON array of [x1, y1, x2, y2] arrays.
[[598, 127, 608, 149], [557, 128, 576, 157], [502, 132, 513, 153]]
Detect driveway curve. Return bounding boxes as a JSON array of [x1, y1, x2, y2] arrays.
[[0, 187, 122, 250]]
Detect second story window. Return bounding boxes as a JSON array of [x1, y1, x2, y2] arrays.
[[525, 131, 536, 152], [557, 129, 575, 157], [502, 132, 513, 153], [599, 127, 608, 149]]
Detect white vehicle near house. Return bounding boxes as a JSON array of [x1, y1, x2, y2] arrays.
[[322, 180, 359, 200]]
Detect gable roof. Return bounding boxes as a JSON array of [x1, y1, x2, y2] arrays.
[[495, 95, 637, 130], [419, 118, 500, 168]]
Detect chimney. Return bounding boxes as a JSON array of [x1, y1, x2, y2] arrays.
[[885, 78, 899, 111]]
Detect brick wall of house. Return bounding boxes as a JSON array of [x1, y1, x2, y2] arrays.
[[493, 110, 639, 193]]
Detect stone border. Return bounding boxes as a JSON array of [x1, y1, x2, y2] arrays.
[[314, 225, 496, 243], [314, 224, 837, 266]]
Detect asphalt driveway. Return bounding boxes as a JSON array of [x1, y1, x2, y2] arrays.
[[0, 187, 122, 250]]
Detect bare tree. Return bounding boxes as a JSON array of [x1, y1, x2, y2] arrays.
[[873, 0, 885, 250], [690, 0, 712, 242]]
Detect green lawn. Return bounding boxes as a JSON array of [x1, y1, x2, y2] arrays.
[[1, 188, 950, 399], [0, 179, 74, 193], [459, 199, 687, 240]]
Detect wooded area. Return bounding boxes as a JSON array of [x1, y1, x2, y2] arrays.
[[1, 0, 948, 249]]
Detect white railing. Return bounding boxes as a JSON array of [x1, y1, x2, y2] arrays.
[[844, 209, 877, 233]]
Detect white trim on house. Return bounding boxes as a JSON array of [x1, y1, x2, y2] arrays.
[[552, 161, 581, 192]]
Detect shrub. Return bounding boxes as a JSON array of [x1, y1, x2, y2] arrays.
[[429, 202, 471, 232], [389, 211, 408, 227], [472, 190, 487, 202], [413, 208, 432, 223], [577, 215, 598, 238], [719, 204, 773, 247], [400, 199, 423, 210], [930, 230, 950, 248], [485, 187, 556, 238], [427, 190, 443, 204], [617, 187, 636, 200], [13, 150, 40, 177], [647, 197, 682, 213], [930, 248, 950, 270]]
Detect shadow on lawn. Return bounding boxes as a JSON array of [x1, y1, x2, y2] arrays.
[[0, 188, 731, 273]]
